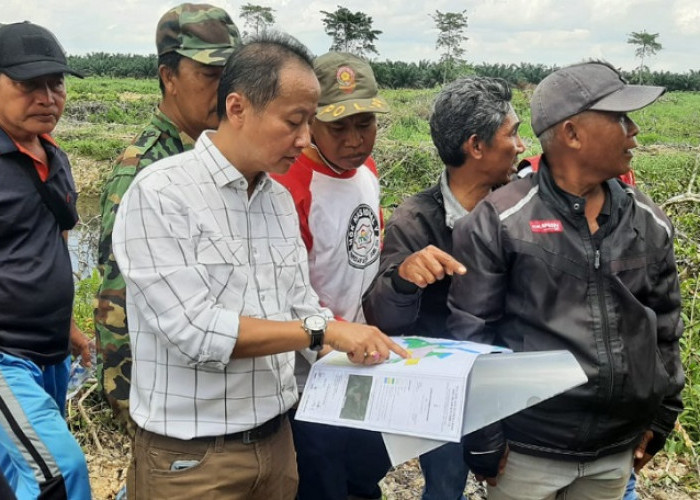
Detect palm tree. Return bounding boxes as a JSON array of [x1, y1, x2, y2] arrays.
[[627, 31, 662, 83]]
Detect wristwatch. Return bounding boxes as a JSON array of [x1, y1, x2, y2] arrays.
[[302, 315, 327, 351]]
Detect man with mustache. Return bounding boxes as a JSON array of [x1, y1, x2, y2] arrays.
[[95, 2, 240, 433]]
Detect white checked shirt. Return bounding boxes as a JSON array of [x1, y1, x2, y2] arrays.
[[113, 132, 332, 439]]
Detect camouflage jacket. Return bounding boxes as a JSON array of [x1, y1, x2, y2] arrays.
[[94, 108, 194, 411]]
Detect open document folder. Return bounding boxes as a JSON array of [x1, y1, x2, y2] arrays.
[[382, 349, 588, 465], [294, 337, 588, 466]]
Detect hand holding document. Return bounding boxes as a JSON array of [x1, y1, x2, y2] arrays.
[[296, 337, 508, 442], [295, 336, 588, 465]]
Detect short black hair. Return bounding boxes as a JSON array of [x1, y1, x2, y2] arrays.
[[430, 77, 513, 168], [157, 52, 183, 95], [216, 31, 314, 119]]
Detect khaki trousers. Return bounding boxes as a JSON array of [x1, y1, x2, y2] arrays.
[[127, 417, 298, 500], [488, 449, 634, 500]]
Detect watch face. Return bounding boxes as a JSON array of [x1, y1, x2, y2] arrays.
[[304, 315, 326, 331]]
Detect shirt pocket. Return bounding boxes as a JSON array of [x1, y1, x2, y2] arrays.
[[196, 236, 248, 303]]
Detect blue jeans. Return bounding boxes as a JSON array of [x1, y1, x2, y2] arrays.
[[291, 411, 390, 500], [419, 442, 469, 500], [0, 353, 91, 499], [623, 470, 638, 500]]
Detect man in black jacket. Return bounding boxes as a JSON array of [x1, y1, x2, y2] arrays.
[[363, 76, 525, 500], [447, 61, 684, 499]]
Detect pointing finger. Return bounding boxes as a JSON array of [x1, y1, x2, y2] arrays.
[[383, 336, 409, 359], [434, 253, 466, 276]]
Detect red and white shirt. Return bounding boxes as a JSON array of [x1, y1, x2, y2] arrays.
[[273, 152, 382, 323]]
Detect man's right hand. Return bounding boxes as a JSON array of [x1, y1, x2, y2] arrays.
[[324, 322, 409, 365], [633, 430, 655, 472], [398, 245, 466, 288]]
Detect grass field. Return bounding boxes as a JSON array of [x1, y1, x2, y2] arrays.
[[57, 77, 700, 498]]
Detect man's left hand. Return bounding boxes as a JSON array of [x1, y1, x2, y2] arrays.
[[633, 430, 654, 472], [70, 320, 92, 367]]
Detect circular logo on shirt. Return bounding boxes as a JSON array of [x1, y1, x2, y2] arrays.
[[346, 204, 380, 269]]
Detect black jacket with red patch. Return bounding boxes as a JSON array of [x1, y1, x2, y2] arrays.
[[448, 158, 684, 461]]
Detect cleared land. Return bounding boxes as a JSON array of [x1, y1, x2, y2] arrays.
[[58, 77, 700, 499]]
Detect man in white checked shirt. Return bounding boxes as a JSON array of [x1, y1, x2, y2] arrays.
[[112, 32, 407, 500]]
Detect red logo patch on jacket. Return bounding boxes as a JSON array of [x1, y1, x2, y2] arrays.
[[529, 220, 563, 233]]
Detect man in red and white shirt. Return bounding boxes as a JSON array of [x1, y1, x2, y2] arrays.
[[273, 51, 391, 500]]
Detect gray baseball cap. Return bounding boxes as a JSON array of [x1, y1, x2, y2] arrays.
[[530, 61, 665, 136]]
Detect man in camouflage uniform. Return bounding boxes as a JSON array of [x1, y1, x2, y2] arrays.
[[95, 3, 240, 431]]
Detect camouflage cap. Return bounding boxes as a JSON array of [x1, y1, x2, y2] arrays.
[[314, 52, 389, 122], [156, 3, 240, 66]]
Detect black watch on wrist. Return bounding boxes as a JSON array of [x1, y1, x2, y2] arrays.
[[302, 315, 326, 351]]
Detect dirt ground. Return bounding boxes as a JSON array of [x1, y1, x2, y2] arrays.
[[85, 446, 698, 500], [74, 393, 697, 500]]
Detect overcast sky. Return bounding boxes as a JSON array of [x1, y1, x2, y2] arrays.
[[5, 0, 699, 73]]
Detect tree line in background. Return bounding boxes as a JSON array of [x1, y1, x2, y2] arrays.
[[65, 53, 700, 92], [64, 4, 697, 90]]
